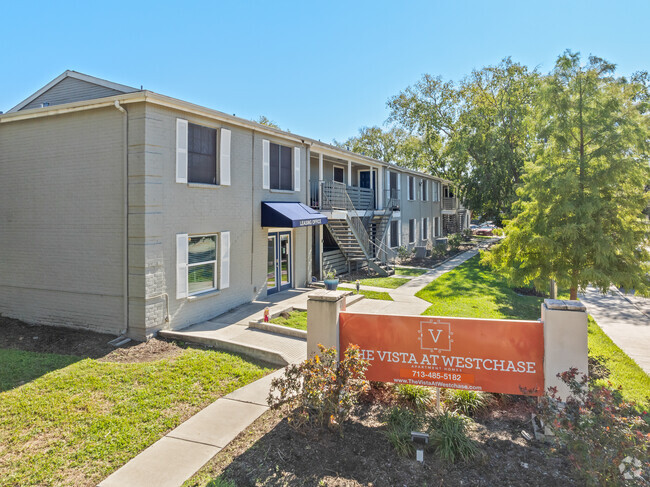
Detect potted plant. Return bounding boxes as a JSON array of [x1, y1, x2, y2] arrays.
[[324, 270, 339, 291]]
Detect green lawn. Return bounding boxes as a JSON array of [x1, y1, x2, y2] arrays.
[[338, 287, 393, 301], [588, 317, 650, 407], [0, 346, 271, 486], [352, 277, 410, 289], [394, 267, 428, 277], [269, 311, 307, 330], [416, 254, 567, 320]]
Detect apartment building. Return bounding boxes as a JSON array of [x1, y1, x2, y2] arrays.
[[0, 71, 469, 340]]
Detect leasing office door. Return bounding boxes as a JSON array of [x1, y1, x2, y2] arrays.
[[267, 231, 292, 294]]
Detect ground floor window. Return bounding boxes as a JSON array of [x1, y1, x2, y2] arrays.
[[188, 234, 218, 295], [434, 217, 440, 237], [390, 220, 399, 248], [422, 218, 429, 240], [408, 219, 416, 243]]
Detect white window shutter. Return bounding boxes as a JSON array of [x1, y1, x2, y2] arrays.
[[386, 225, 390, 246], [220, 231, 230, 289], [220, 128, 231, 186], [262, 140, 270, 189], [176, 119, 188, 183], [294, 147, 301, 192], [397, 173, 401, 195], [176, 233, 188, 299]]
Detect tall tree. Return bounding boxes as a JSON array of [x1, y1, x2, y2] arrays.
[[386, 59, 536, 223], [484, 51, 650, 299]]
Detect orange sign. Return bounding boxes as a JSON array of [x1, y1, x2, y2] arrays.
[[339, 312, 544, 396]]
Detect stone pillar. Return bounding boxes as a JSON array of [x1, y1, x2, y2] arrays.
[[542, 299, 588, 400], [307, 290, 347, 358]]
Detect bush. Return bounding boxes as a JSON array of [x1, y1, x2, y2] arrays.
[[397, 246, 414, 261], [432, 242, 447, 258], [448, 233, 463, 252], [462, 228, 473, 241], [384, 406, 425, 457], [444, 389, 490, 416], [538, 368, 650, 485], [428, 411, 479, 463], [267, 344, 369, 431], [395, 384, 433, 411]]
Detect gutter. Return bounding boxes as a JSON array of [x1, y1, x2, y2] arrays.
[[113, 100, 129, 337]]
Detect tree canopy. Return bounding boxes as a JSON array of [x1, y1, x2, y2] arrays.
[[484, 51, 650, 299]]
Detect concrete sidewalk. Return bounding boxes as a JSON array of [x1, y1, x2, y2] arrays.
[[348, 248, 479, 315], [99, 368, 286, 487], [580, 287, 650, 375], [99, 247, 483, 486]]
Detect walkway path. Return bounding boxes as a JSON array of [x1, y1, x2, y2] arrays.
[[580, 287, 650, 375], [347, 248, 479, 315], [99, 247, 482, 487]]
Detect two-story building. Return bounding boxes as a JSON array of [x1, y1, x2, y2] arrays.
[[0, 71, 469, 340]]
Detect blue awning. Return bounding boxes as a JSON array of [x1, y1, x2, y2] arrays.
[[261, 202, 328, 228]]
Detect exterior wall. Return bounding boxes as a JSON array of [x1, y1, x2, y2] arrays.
[[0, 107, 126, 334], [20, 77, 126, 111], [140, 104, 311, 337]]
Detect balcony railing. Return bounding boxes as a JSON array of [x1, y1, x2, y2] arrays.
[[442, 197, 458, 210], [312, 180, 375, 211]]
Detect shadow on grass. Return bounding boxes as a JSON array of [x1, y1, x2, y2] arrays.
[[0, 349, 81, 392]]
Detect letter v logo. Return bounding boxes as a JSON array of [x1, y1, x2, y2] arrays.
[[429, 329, 443, 343]]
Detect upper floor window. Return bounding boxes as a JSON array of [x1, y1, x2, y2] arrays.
[[432, 181, 440, 202], [270, 142, 293, 190], [176, 118, 231, 186], [422, 180, 428, 201], [408, 176, 415, 200], [188, 123, 217, 184], [262, 140, 301, 192]]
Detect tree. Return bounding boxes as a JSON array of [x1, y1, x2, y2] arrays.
[[334, 126, 426, 171], [484, 51, 650, 299], [386, 59, 537, 223], [256, 115, 281, 129]]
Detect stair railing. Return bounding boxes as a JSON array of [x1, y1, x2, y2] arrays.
[[321, 181, 372, 259]]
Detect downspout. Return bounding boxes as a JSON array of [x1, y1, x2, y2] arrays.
[[113, 100, 129, 336]]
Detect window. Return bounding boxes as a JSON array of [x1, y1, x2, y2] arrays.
[[188, 123, 217, 184], [333, 166, 345, 183], [270, 142, 293, 190], [409, 219, 416, 243], [408, 176, 415, 200], [434, 217, 440, 237], [176, 119, 231, 186], [422, 218, 429, 240], [176, 231, 230, 299], [422, 180, 428, 201], [390, 220, 400, 248], [188, 235, 217, 295], [432, 181, 440, 202]]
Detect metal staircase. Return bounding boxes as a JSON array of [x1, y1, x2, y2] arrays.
[[321, 181, 394, 277]]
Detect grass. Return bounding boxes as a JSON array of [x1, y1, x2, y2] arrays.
[[394, 267, 428, 277], [587, 316, 650, 407], [338, 287, 393, 301], [269, 311, 308, 330], [0, 346, 271, 486], [352, 277, 410, 289], [0, 349, 80, 392], [416, 254, 568, 320]]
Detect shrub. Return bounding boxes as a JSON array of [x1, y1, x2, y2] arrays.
[[448, 233, 463, 252], [384, 406, 425, 457], [428, 411, 479, 463], [397, 246, 414, 261], [462, 228, 473, 241], [432, 242, 447, 258], [267, 344, 369, 431], [394, 384, 433, 411], [538, 368, 650, 485], [444, 389, 490, 416]]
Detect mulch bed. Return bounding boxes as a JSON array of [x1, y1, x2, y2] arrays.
[[188, 395, 577, 487]]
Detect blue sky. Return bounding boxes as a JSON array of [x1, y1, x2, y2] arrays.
[[1, 0, 648, 142]]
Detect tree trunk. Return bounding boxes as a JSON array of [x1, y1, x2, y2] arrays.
[[570, 287, 578, 300]]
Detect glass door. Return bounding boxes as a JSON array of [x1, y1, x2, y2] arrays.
[[267, 231, 292, 294]]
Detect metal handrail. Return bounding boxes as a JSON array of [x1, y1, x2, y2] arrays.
[[321, 181, 372, 259]]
